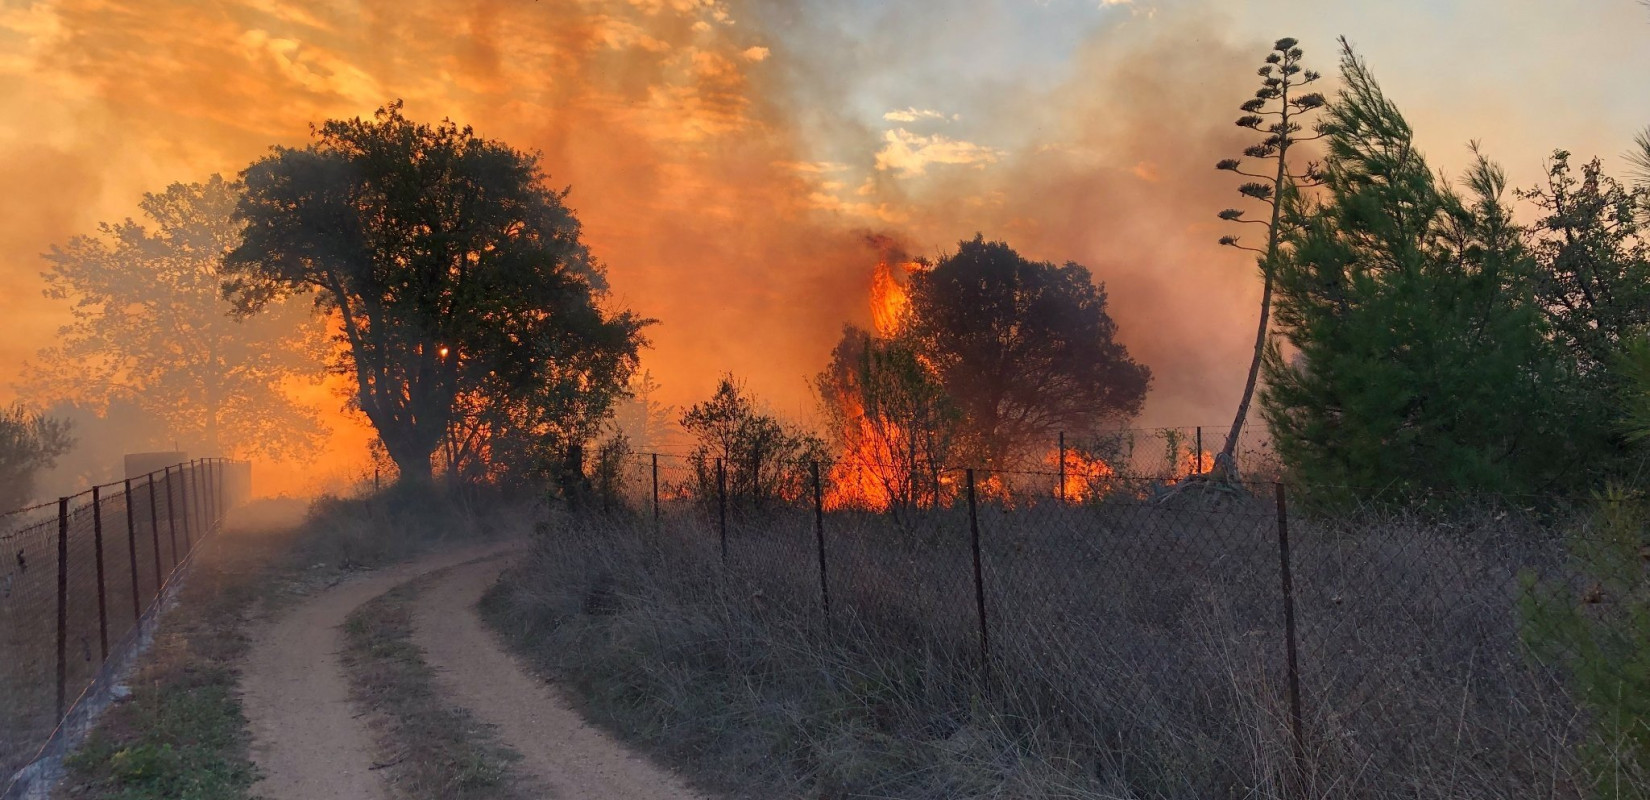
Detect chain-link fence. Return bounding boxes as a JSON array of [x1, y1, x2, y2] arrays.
[[0, 459, 241, 784], [546, 451, 1637, 798]]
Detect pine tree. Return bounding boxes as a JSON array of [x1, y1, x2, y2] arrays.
[[1260, 40, 1570, 502]]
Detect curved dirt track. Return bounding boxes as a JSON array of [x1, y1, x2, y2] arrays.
[[242, 542, 520, 800], [241, 542, 702, 800], [414, 558, 704, 800]]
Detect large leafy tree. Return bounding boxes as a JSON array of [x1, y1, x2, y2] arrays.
[[1213, 37, 1326, 477], [27, 175, 327, 459], [1261, 42, 1572, 500], [903, 235, 1150, 469], [224, 102, 648, 482], [815, 325, 958, 510], [0, 404, 73, 510]]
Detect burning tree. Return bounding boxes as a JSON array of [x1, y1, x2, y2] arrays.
[[815, 325, 958, 511], [903, 235, 1150, 472], [1213, 37, 1325, 479], [681, 375, 828, 511], [224, 102, 648, 484]]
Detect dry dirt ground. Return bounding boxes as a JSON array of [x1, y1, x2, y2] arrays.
[[241, 543, 702, 800]]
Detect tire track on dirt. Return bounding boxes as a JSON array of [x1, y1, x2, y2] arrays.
[[241, 541, 521, 800], [413, 558, 704, 800]]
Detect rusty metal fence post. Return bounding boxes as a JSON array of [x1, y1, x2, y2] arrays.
[[207, 458, 218, 529], [1057, 432, 1066, 502], [716, 458, 728, 564], [179, 461, 193, 553], [193, 460, 204, 538], [124, 478, 140, 624], [651, 453, 660, 528], [164, 467, 178, 572], [966, 469, 990, 674], [812, 461, 830, 624], [1196, 427, 1204, 474], [1276, 482, 1306, 792], [55, 497, 68, 720], [92, 485, 108, 662], [147, 474, 162, 601], [193, 459, 204, 539]]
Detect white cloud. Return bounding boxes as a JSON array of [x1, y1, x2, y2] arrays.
[[882, 106, 958, 123], [874, 128, 1003, 177], [740, 45, 769, 62]]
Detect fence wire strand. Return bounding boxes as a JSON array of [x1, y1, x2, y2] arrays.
[[1, 460, 240, 785], [546, 450, 1641, 798]]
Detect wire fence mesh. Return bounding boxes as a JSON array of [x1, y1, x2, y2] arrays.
[[0, 459, 238, 784], [546, 450, 1640, 798]]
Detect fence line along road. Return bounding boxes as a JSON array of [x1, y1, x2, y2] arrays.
[[1, 458, 244, 794], [551, 449, 1631, 799]]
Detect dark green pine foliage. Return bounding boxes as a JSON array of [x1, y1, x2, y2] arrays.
[[1260, 40, 1574, 502]]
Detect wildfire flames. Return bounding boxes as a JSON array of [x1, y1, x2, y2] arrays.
[[1055, 448, 1116, 503], [869, 259, 916, 338], [1176, 449, 1216, 479], [824, 258, 928, 511]]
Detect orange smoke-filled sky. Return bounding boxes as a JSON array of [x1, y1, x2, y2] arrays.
[[1, 0, 1646, 495]]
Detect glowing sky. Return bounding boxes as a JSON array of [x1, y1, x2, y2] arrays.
[[1, 0, 1645, 494]]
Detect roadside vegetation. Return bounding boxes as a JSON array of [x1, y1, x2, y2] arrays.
[[54, 488, 527, 800], [55, 501, 301, 800]]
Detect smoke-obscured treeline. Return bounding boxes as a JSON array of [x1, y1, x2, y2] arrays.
[[4, 32, 1648, 514], [4, 0, 1648, 499]]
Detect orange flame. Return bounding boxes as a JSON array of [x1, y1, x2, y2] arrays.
[[1054, 448, 1116, 503], [824, 457, 895, 511], [976, 473, 1013, 506], [821, 258, 937, 512], [1173, 449, 1215, 481], [870, 259, 916, 338]]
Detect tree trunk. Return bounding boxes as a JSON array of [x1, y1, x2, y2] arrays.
[[1220, 71, 1294, 479], [379, 429, 437, 485], [1220, 269, 1274, 476]]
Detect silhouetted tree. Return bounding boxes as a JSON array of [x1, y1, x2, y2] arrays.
[[26, 176, 327, 460], [815, 325, 958, 510], [1261, 42, 1571, 501], [224, 102, 648, 483], [1213, 36, 1326, 478], [681, 375, 827, 510], [1631, 126, 1650, 186], [903, 235, 1149, 469], [0, 404, 73, 509], [1522, 152, 1650, 377]]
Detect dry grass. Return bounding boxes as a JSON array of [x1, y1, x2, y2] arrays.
[[340, 579, 537, 800], [481, 489, 1613, 800], [52, 499, 309, 800]]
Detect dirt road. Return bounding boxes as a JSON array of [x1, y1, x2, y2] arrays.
[[241, 543, 701, 800], [413, 558, 704, 800]]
